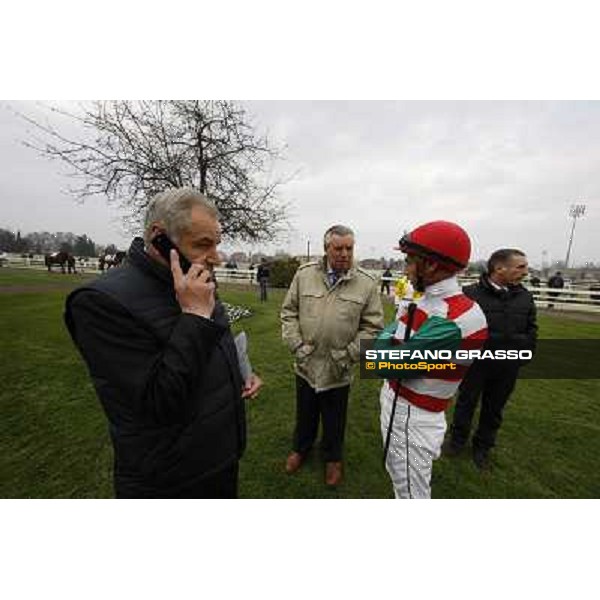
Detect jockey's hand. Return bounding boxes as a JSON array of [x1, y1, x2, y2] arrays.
[[170, 249, 215, 319]]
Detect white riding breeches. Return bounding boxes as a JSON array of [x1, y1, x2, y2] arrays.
[[379, 383, 447, 499]]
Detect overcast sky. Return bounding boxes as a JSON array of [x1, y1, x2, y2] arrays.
[[1, 100, 598, 268]]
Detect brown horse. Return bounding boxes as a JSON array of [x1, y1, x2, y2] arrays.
[[45, 251, 77, 274]]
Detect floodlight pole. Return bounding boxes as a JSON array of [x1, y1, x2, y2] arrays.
[[564, 204, 586, 268]]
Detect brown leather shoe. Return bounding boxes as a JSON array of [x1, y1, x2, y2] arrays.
[[325, 461, 343, 487], [285, 452, 304, 474]]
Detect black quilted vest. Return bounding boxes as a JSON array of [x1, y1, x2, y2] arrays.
[[65, 238, 246, 496]]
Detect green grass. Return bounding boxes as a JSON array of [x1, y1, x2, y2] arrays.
[[0, 267, 96, 286], [1, 268, 599, 498]]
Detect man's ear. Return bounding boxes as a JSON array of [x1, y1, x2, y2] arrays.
[[491, 265, 505, 279], [149, 223, 164, 240], [426, 260, 454, 280], [423, 259, 438, 276]]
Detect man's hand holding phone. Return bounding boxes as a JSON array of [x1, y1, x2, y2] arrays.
[[170, 249, 216, 319]]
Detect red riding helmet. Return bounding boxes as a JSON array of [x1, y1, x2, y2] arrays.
[[396, 220, 471, 271]]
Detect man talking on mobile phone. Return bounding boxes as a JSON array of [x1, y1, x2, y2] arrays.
[[65, 187, 262, 498]]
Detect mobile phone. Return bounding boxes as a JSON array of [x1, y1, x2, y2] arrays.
[[151, 233, 192, 274]]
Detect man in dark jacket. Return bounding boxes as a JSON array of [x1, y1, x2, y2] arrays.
[[380, 268, 392, 295], [547, 271, 565, 308], [444, 249, 537, 470], [65, 188, 262, 498], [256, 258, 270, 302]]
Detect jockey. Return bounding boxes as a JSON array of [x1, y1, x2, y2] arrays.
[[377, 220, 488, 499]]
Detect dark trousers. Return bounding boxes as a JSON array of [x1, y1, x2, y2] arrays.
[[381, 282, 390, 294], [450, 361, 519, 452], [259, 279, 268, 301], [116, 462, 239, 499], [293, 375, 349, 462]]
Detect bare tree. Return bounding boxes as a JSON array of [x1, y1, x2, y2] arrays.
[[20, 101, 290, 242]]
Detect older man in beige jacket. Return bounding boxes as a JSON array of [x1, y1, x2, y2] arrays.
[[281, 225, 384, 486]]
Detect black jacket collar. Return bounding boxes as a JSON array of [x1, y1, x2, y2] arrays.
[[128, 237, 173, 287], [127, 237, 227, 324], [479, 273, 525, 297]]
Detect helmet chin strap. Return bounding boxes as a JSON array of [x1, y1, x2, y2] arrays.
[[412, 256, 427, 292], [414, 275, 426, 293]]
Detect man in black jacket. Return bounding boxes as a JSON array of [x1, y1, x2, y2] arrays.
[[256, 258, 270, 302], [547, 271, 565, 308], [444, 249, 537, 469], [65, 188, 262, 498]]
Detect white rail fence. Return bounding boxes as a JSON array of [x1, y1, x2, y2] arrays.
[[2, 255, 600, 313], [0, 254, 262, 284], [380, 275, 600, 313]]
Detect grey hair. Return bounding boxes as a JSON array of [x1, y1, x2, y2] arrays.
[[143, 187, 218, 244], [323, 224, 354, 249]]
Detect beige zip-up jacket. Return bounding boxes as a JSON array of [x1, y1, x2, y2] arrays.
[[281, 259, 384, 391]]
